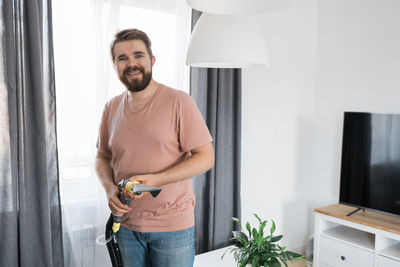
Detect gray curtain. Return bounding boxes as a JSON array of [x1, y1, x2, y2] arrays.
[[0, 0, 64, 266], [190, 11, 242, 254]]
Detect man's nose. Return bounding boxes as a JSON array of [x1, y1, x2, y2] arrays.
[[127, 56, 139, 66]]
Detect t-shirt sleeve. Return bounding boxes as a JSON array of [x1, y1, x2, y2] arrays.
[[178, 94, 213, 152], [96, 103, 112, 157]]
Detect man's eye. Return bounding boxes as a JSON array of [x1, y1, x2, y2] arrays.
[[118, 57, 127, 61], [135, 55, 143, 59]]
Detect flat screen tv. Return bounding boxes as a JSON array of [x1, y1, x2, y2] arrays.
[[339, 112, 400, 217]]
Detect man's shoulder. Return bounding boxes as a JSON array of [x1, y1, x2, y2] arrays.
[[104, 91, 126, 108], [160, 84, 190, 101]]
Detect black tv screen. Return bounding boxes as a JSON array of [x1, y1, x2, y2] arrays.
[[339, 112, 400, 217]]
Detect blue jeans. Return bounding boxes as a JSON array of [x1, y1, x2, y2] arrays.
[[116, 226, 195, 267]]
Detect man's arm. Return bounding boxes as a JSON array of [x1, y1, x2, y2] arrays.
[[134, 142, 214, 187], [95, 151, 132, 216]]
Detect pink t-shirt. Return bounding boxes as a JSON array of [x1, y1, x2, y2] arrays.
[[96, 84, 212, 232]]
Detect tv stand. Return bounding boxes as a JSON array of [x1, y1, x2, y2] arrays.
[[346, 206, 365, 217], [313, 204, 400, 267]]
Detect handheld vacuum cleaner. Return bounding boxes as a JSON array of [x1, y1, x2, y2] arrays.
[[96, 178, 162, 267]]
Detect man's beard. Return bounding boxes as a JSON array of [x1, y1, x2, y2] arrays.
[[120, 66, 152, 92]]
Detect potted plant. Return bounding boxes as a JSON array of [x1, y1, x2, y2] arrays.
[[224, 214, 304, 267]]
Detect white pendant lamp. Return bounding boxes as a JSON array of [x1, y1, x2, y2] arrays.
[[186, 0, 296, 15], [186, 13, 269, 68]]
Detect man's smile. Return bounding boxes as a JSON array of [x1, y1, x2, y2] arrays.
[[125, 68, 142, 79]]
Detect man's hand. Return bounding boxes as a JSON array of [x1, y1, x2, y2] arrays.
[[106, 185, 132, 217], [120, 177, 156, 199], [137, 143, 214, 187], [129, 143, 214, 189], [133, 174, 163, 188]]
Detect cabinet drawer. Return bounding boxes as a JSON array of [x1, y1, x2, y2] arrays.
[[319, 236, 374, 267], [378, 255, 400, 267]]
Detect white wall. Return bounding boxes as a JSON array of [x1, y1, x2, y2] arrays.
[[241, 0, 400, 250]]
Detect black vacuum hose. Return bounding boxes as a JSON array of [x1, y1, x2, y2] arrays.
[[105, 214, 123, 267]]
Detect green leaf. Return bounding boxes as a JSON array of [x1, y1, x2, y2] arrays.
[[246, 222, 252, 238], [262, 252, 276, 259], [266, 258, 280, 267], [263, 234, 272, 242], [232, 217, 240, 224], [286, 251, 304, 260], [259, 221, 267, 239], [270, 235, 283, 242], [270, 220, 276, 235], [279, 251, 289, 259], [252, 228, 258, 241], [252, 255, 260, 267], [281, 258, 289, 267], [253, 213, 262, 223], [233, 231, 249, 246], [280, 251, 304, 261], [221, 247, 233, 260], [277, 244, 287, 250]]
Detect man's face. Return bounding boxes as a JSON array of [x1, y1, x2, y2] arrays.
[[113, 40, 154, 92]]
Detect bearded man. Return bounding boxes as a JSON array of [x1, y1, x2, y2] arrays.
[[95, 28, 214, 267]]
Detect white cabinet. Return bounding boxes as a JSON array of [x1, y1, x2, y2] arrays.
[[378, 255, 400, 267], [319, 235, 374, 267], [313, 204, 400, 267]]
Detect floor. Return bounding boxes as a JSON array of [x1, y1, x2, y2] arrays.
[[288, 259, 307, 267]]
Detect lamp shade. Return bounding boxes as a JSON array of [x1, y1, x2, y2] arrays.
[[186, 0, 296, 15], [186, 13, 269, 68]]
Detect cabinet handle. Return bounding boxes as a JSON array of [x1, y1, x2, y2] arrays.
[[341, 256, 346, 261]]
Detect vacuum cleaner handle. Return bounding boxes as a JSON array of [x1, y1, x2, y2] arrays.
[[106, 179, 161, 267], [111, 179, 134, 231], [111, 178, 162, 232]]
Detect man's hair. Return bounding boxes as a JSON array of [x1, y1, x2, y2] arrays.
[[110, 28, 153, 61]]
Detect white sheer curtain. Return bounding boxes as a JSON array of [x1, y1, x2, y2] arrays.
[[52, 1, 191, 266]]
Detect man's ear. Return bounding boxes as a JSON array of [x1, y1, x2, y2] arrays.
[[112, 60, 118, 70], [151, 56, 156, 66]]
